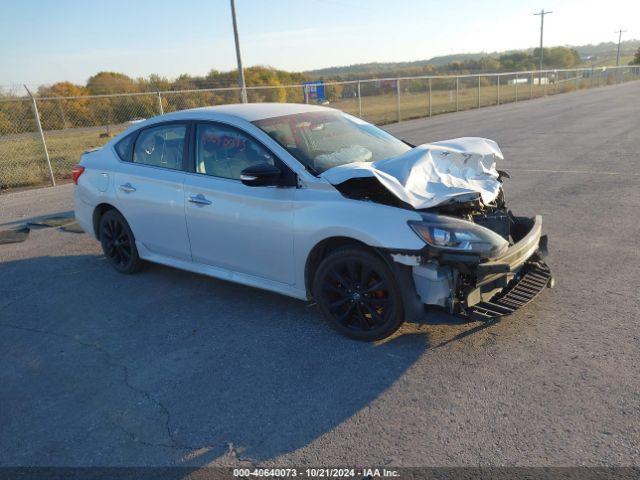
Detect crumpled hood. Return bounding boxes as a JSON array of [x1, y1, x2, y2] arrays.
[[321, 137, 503, 209]]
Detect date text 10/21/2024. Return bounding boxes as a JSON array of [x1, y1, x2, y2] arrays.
[[233, 468, 400, 478]]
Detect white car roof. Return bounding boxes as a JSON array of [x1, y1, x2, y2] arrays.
[[158, 103, 335, 123]]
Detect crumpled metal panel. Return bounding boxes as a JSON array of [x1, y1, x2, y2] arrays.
[[322, 137, 503, 209]]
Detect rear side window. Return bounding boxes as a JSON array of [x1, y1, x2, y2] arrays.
[[114, 134, 135, 161], [133, 124, 187, 170]]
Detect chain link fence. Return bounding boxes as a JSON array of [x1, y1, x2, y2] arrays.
[[0, 98, 52, 188], [1, 65, 639, 191]]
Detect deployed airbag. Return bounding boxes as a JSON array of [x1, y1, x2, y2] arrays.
[[315, 145, 373, 171], [321, 137, 503, 209]]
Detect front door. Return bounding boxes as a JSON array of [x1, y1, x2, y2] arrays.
[[183, 122, 295, 284]]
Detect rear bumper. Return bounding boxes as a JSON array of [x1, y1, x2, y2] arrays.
[[73, 188, 95, 237]]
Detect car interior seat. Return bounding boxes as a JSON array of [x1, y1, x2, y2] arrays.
[[198, 132, 272, 180]]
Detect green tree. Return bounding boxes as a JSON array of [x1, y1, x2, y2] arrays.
[[630, 47, 640, 65], [478, 57, 501, 72], [140, 74, 172, 92], [85, 73, 155, 127], [532, 47, 580, 69], [86, 72, 139, 95], [36, 82, 91, 130], [498, 52, 537, 71]]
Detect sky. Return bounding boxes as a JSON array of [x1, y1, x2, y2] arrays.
[[0, 0, 638, 87]]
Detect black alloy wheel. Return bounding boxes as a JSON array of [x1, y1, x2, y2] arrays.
[[99, 210, 141, 274], [313, 247, 405, 341]]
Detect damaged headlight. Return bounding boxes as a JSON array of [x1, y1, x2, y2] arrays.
[[408, 216, 509, 258]]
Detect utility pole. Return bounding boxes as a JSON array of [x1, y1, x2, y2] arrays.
[[230, 0, 248, 103], [534, 9, 552, 72], [615, 29, 626, 66]]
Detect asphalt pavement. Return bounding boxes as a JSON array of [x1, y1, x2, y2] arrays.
[[1, 81, 639, 467]]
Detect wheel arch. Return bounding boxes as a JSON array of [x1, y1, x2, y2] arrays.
[[304, 235, 425, 323], [304, 236, 394, 300], [92, 203, 121, 239]]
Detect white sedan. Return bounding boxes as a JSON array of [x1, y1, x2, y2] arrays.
[[73, 103, 552, 341]]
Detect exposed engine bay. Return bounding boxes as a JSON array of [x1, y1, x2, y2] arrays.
[[331, 158, 516, 243]]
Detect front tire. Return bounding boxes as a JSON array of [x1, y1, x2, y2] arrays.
[[99, 209, 142, 274], [313, 247, 405, 341]]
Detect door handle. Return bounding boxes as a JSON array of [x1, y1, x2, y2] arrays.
[[188, 194, 212, 206], [119, 182, 136, 193]]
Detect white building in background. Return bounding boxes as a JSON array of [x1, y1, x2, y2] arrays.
[[507, 77, 550, 85]]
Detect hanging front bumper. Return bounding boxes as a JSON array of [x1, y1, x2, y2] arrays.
[[460, 215, 554, 320], [467, 259, 553, 321]]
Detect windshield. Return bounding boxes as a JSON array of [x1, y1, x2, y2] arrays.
[[252, 111, 411, 175]]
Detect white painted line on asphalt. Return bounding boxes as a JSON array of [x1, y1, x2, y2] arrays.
[[508, 168, 640, 177]]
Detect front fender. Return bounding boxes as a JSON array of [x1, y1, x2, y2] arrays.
[[292, 186, 425, 291]]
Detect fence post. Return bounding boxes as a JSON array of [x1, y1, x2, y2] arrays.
[[428, 78, 432, 117], [24, 85, 55, 187], [455, 76, 459, 112], [554, 70, 558, 94], [357, 81, 362, 118], [157, 91, 164, 115], [515, 73, 518, 102], [530, 71, 534, 98], [477, 75, 481, 108], [599, 68, 603, 87], [590, 67, 594, 89], [575, 70, 579, 90], [396, 78, 401, 122], [496, 74, 500, 105]]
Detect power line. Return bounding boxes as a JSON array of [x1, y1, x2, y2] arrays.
[[614, 29, 627, 66], [534, 9, 553, 72]]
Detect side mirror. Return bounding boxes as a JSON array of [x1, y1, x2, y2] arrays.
[[240, 163, 282, 187]]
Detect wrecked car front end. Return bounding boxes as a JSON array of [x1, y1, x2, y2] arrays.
[[325, 137, 554, 321], [394, 210, 553, 320]]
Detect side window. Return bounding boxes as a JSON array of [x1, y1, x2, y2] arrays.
[[133, 124, 186, 170], [195, 123, 275, 180], [114, 133, 135, 161]]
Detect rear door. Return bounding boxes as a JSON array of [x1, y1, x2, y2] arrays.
[[183, 121, 296, 284], [114, 122, 191, 261]]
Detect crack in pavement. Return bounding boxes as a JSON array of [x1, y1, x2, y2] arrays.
[[0, 322, 185, 450], [0, 321, 262, 465], [226, 442, 257, 467], [108, 419, 183, 450]]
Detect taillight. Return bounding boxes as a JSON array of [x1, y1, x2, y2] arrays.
[[72, 165, 85, 185]]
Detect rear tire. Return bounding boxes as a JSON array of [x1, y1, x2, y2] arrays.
[[313, 247, 405, 341], [99, 209, 142, 274]]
